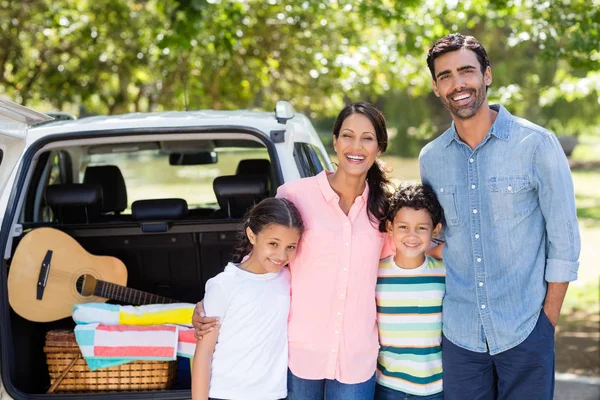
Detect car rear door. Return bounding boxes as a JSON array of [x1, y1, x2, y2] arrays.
[[0, 98, 53, 196]]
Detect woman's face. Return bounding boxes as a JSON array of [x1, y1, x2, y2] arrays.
[[333, 113, 381, 178]]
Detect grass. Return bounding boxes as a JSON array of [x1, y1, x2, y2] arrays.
[[568, 168, 600, 315]]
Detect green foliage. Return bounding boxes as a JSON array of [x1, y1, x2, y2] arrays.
[[0, 0, 598, 156]]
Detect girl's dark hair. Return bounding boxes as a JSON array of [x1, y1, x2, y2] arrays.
[[333, 101, 391, 232], [233, 197, 304, 263], [386, 183, 442, 227]]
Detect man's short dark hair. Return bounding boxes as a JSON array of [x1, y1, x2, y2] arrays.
[[427, 33, 490, 81], [386, 183, 442, 227]]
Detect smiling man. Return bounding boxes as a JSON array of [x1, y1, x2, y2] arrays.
[[419, 34, 581, 399]]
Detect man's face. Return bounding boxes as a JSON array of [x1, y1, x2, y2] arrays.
[[432, 48, 492, 120]]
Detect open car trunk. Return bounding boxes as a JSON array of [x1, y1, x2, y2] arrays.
[[0, 126, 279, 399], [4, 220, 240, 398]]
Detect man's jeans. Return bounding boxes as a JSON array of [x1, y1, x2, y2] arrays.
[[442, 309, 555, 399], [287, 369, 376, 400], [375, 383, 443, 400]]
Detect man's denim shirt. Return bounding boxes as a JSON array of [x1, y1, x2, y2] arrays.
[[419, 104, 580, 355]]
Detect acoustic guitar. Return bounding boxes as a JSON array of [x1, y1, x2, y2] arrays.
[[7, 227, 178, 322]]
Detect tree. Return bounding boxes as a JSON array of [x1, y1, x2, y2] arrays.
[[1, 0, 598, 157]]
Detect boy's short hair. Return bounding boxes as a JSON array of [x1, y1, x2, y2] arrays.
[[386, 183, 442, 227]]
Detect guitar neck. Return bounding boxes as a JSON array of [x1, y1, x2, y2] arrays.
[[95, 280, 177, 305]]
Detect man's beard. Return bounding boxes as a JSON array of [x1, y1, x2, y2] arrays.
[[441, 82, 487, 120]]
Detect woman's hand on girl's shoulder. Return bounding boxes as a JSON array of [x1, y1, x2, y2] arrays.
[[192, 300, 220, 340]]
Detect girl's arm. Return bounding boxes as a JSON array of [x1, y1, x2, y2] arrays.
[[191, 327, 219, 400]]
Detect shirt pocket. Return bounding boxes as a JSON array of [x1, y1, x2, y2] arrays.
[[436, 185, 460, 227], [489, 175, 536, 221], [298, 229, 337, 267]]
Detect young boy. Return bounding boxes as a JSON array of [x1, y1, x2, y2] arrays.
[[375, 183, 444, 400]]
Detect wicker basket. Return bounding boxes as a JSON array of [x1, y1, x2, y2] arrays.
[[44, 329, 177, 392]]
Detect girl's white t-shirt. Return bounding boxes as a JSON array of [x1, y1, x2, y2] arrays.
[[203, 262, 290, 400]]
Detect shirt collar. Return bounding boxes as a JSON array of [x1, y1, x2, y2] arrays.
[[444, 104, 512, 147], [316, 170, 370, 204]]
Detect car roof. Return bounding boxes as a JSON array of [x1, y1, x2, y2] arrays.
[[28, 109, 291, 139]]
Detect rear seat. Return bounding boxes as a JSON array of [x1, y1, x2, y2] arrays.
[[212, 174, 269, 218], [132, 198, 189, 232], [73, 198, 199, 302], [36, 176, 269, 303], [83, 165, 129, 221], [236, 158, 272, 194], [45, 183, 103, 224]]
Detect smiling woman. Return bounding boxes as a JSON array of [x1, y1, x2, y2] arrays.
[[192, 102, 396, 400], [273, 102, 394, 399]]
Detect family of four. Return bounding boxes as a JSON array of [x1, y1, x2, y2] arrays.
[[190, 33, 581, 400]]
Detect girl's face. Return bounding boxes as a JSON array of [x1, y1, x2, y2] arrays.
[[333, 113, 381, 178], [245, 223, 301, 274]]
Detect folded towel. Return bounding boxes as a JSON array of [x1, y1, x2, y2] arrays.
[[177, 327, 197, 358], [74, 323, 179, 370], [73, 302, 195, 326]]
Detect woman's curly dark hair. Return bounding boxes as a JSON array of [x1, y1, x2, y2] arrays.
[[386, 183, 442, 227]]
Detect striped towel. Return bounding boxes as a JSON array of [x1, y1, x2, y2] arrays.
[[74, 323, 180, 370], [72, 302, 198, 369], [177, 326, 197, 359]]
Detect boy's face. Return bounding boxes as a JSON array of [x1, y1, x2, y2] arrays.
[[386, 207, 442, 262]]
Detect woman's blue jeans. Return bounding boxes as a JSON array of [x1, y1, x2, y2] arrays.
[[287, 369, 376, 400]]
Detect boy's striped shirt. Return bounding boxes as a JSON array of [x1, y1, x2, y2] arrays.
[[376, 255, 445, 395]]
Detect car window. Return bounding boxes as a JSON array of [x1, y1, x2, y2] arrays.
[[294, 142, 326, 178], [48, 151, 72, 186], [82, 148, 269, 211]]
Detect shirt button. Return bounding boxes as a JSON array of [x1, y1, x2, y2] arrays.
[[477, 258, 482, 263], [332, 349, 336, 353], [339, 294, 345, 299], [469, 158, 474, 163], [508, 186, 512, 191], [473, 209, 478, 214], [345, 243, 349, 246], [343, 267, 348, 271], [345, 222, 349, 226], [335, 331, 339, 334], [479, 282, 484, 287], [471, 184, 476, 189], [337, 312, 342, 316], [440, 188, 444, 193], [481, 304, 486, 309], [475, 234, 480, 239]]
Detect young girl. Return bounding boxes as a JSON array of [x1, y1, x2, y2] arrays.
[[191, 197, 304, 400]]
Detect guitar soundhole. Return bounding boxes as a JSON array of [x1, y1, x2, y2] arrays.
[[76, 274, 97, 297]]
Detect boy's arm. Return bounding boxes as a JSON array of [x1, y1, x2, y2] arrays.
[[426, 242, 444, 260], [191, 327, 219, 400]]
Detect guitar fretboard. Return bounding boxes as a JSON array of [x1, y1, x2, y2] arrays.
[[93, 280, 176, 305]]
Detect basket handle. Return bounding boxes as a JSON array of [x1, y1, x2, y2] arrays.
[[47, 353, 81, 394]]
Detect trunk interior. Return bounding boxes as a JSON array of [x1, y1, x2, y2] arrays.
[[1, 135, 275, 398], [5, 219, 239, 397]]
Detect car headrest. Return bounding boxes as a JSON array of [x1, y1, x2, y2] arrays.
[[83, 165, 127, 213], [45, 184, 103, 224], [213, 175, 269, 218], [131, 198, 189, 221], [236, 159, 271, 176]]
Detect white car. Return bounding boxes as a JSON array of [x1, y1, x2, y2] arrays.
[[0, 98, 332, 400]]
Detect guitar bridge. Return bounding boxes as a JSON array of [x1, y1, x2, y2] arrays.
[[36, 250, 53, 300]]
